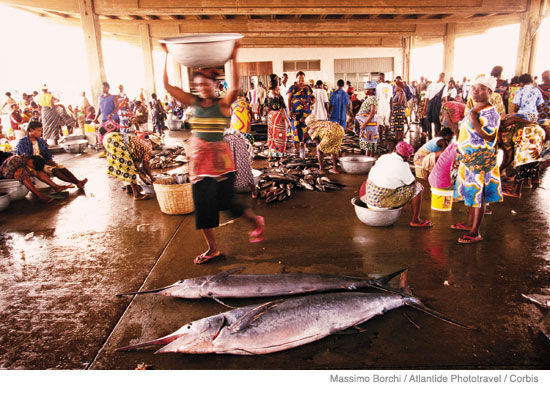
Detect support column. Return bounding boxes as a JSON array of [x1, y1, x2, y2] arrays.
[[139, 24, 156, 102], [515, 0, 546, 75], [78, 0, 106, 110], [172, 60, 183, 89], [224, 61, 234, 90], [402, 36, 411, 82], [442, 23, 456, 81]]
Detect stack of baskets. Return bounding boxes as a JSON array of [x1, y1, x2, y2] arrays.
[[153, 182, 194, 215]]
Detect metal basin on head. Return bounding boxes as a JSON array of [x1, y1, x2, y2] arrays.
[[160, 34, 244, 67]]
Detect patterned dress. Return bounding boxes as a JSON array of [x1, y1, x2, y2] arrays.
[[103, 134, 152, 184], [466, 93, 506, 118], [306, 119, 345, 155], [355, 96, 378, 152], [230, 98, 252, 135], [512, 124, 545, 181], [390, 93, 406, 139], [288, 84, 313, 143], [266, 93, 288, 157], [454, 106, 503, 207]]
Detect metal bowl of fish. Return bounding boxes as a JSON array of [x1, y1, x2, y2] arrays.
[[339, 156, 375, 174], [0, 192, 10, 212], [351, 197, 402, 227], [0, 180, 29, 201], [61, 139, 88, 154], [160, 34, 243, 67]]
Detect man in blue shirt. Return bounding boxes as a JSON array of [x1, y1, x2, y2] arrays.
[[17, 121, 88, 189], [329, 79, 349, 129]]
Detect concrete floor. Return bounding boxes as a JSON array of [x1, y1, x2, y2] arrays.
[[1, 132, 549, 369]]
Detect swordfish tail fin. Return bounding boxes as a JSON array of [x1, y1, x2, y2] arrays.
[[372, 268, 407, 287], [399, 270, 475, 330]]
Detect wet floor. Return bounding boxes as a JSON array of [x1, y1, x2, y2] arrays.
[[1, 130, 549, 369]]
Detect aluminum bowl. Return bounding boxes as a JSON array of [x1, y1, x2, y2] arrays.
[[339, 156, 375, 174], [160, 34, 244, 67], [0, 181, 29, 201], [0, 192, 10, 212], [351, 197, 402, 227], [61, 139, 88, 154], [60, 134, 86, 142]]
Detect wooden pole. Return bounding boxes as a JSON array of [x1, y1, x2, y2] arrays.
[[515, 0, 546, 75], [402, 36, 411, 82], [77, 0, 106, 110], [442, 23, 456, 81], [139, 24, 156, 103]]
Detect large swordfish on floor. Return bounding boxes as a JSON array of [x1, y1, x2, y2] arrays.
[[117, 272, 472, 355], [117, 267, 406, 302]]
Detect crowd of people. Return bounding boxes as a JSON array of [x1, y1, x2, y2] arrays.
[[1, 43, 549, 251]]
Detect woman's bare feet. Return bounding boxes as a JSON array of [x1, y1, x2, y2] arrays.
[[76, 178, 88, 189]]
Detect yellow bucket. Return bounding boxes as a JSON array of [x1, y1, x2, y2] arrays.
[[84, 124, 95, 134], [431, 187, 454, 211]]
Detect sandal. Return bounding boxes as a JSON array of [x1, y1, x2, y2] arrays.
[[194, 251, 225, 265], [450, 222, 470, 230], [409, 220, 432, 228], [458, 234, 483, 244], [249, 216, 265, 243]]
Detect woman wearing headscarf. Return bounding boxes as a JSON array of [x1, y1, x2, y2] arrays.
[[266, 78, 290, 158], [161, 41, 264, 265], [360, 141, 431, 228], [37, 84, 74, 142], [453, 76, 503, 244], [390, 80, 407, 147], [287, 71, 314, 158], [355, 81, 378, 157]]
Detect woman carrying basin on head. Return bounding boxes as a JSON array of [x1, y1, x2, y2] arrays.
[[161, 40, 264, 265]]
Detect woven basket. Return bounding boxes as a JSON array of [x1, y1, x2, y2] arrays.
[[153, 182, 194, 215]]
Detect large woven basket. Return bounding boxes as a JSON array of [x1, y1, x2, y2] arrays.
[[153, 182, 194, 215]]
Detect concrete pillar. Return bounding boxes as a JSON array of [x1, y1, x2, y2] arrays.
[[172, 60, 183, 89], [139, 24, 156, 102], [443, 23, 456, 81], [77, 0, 106, 110], [224, 61, 234, 90], [402, 37, 412, 83], [515, 0, 546, 75], [181, 66, 191, 93]]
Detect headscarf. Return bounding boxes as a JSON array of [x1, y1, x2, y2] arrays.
[[395, 141, 414, 158], [364, 81, 377, 90], [473, 75, 497, 92]]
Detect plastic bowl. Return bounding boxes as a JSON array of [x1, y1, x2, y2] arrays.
[[160, 34, 244, 67], [340, 156, 375, 174], [0, 192, 10, 211], [351, 197, 402, 227]]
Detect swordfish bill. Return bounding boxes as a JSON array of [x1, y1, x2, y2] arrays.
[[116, 267, 406, 299], [117, 272, 473, 355]]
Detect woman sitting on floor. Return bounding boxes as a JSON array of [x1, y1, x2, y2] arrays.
[[360, 141, 432, 228], [17, 121, 88, 190], [0, 153, 70, 203]]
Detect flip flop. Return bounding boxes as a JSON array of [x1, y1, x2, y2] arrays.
[[450, 222, 470, 230], [249, 216, 265, 243], [458, 235, 483, 244], [502, 190, 521, 198], [409, 220, 432, 228], [194, 251, 225, 265]]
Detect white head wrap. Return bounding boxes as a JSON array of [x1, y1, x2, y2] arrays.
[[473, 75, 497, 92]]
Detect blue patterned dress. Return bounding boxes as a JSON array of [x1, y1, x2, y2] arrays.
[[454, 106, 503, 207]]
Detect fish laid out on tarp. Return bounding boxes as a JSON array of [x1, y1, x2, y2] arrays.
[[117, 267, 406, 301], [117, 273, 472, 355]]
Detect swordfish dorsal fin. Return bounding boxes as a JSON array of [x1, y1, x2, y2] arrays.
[[205, 267, 246, 285], [229, 300, 283, 333]]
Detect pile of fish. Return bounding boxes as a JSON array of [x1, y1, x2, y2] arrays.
[[255, 157, 345, 203], [117, 269, 471, 355], [149, 146, 187, 169], [341, 134, 363, 154]]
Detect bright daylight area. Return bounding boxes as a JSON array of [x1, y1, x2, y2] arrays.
[[0, 0, 549, 393]]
